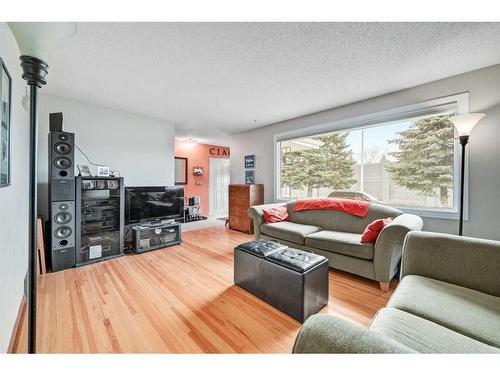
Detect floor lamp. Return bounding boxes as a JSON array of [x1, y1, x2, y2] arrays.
[[449, 113, 485, 236], [7, 22, 77, 354]]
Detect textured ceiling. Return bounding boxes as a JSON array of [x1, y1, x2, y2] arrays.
[[45, 22, 500, 144]]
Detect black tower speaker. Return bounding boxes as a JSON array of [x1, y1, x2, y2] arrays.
[[49, 129, 76, 271]]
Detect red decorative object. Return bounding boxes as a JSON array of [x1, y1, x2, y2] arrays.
[[293, 198, 370, 218], [360, 218, 393, 243], [263, 206, 290, 224]]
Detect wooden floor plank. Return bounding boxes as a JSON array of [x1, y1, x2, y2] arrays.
[[23, 226, 397, 353], [7, 296, 27, 353]]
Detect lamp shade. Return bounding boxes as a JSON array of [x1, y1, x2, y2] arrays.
[[449, 113, 485, 137], [7, 22, 77, 62]]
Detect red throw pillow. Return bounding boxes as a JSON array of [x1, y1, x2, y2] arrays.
[[360, 218, 393, 243], [263, 206, 290, 224]]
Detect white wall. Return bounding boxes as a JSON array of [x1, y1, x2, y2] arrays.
[[231, 64, 500, 240], [0, 23, 30, 352], [38, 94, 176, 219]]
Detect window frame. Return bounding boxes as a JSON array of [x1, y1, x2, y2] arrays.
[[273, 92, 470, 220]]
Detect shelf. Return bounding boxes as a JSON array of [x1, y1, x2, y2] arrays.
[[75, 176, 125, 267]]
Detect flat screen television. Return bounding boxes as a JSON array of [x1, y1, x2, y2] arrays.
[[125, 186, 184, 223]]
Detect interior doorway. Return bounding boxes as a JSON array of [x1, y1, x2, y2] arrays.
[[209, 157, 230, 217]]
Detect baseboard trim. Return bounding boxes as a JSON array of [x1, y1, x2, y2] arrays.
[[7, 296, 27, 353]]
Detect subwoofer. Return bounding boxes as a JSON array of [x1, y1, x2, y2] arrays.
[[48, 127, 76, 271]]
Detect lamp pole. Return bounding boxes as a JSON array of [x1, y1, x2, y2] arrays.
[[8, 22, 77, 354], [20, 55, 48, 353], [458, 135, 468, 236], [450, 113, 485, 237]]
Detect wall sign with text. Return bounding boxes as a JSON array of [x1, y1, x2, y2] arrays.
[[209, 147, 230, 157], [245, 170, 255, 184], [244, 155, 255, 168]]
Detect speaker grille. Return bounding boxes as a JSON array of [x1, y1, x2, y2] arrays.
[[50, 201, 75, 249], [50, 130, 75, 183]]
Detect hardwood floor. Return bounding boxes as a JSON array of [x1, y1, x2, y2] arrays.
[[8, 297, 27, 353], [30, 226, 396, 353]]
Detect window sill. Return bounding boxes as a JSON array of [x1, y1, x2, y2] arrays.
[[391, 206, 462, 220]]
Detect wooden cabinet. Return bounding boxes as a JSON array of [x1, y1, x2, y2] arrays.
[[228, 184, 264, 234]]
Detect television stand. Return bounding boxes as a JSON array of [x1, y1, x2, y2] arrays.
[[142, 218, 179, 228], [132, 221, 181, 253], [149, 219, 163, 227]]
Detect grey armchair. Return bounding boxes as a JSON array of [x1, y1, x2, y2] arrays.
[[293, 231, 500, 353]]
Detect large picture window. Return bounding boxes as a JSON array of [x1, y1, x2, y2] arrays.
[[275, 95, 468, 218]]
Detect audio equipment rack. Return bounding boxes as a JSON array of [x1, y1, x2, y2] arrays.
[[75, 177, 124, 266]]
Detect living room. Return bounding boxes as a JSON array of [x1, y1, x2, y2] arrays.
[[1, 1, 499, 373]]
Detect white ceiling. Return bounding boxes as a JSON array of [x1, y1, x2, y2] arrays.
[[45, 22, 500, 145]]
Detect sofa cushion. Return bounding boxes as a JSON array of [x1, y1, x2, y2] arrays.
[[305, 230, 374, 260], [360, 217, 393, 243], [261, 222, 321, 245], [262, 205, 290, 223], [369, 308, 499, 353], [387, 275, 500, 348]]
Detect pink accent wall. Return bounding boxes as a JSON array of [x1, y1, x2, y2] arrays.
[[175, 140, 230, 216]]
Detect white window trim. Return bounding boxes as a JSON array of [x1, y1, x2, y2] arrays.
[[273, 92, 470, 220]]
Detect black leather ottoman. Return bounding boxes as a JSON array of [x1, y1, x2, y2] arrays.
[[234, 240, 287, 298], [263, 248, 329, 322], [234, 240, 329, 322]]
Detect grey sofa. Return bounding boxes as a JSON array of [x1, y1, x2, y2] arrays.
[[248, 201, 423, 290], [293, 231, 500, 353]]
